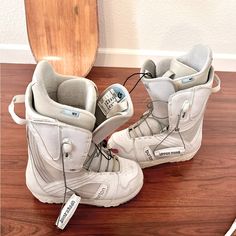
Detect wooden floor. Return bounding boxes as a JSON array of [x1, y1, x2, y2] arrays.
[[1, 64, 236, 236]]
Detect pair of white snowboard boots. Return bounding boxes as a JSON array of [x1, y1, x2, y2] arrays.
[[9, 44, 220, 229]]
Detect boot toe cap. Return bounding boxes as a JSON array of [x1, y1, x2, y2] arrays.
[[108, 129, 136, 161], [114, 157, 143, 202]]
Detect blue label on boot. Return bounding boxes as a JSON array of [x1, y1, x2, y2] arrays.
[[182, 77, 194, 84], [62, 109, 80, 118]]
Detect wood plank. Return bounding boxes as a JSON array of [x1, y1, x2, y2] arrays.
[[24, 0, 98, 77], [1, 64, 236, 235]]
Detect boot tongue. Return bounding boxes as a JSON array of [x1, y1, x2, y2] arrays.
[[162, 58, 197, 79], [129, 112, 166, 138], [93, 84, 133, 144], [84, 84, 132, 172], [129, 79, 176, 138]]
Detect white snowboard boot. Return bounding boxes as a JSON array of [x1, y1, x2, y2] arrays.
[[9, 61, 143, 229], [108, 45, 221, 168]]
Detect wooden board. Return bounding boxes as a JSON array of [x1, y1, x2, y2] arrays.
[[25, 0, 98, 77]]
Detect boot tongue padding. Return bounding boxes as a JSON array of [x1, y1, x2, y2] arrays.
[[57, 79, 97, 115], [162, 58, 197, 79]]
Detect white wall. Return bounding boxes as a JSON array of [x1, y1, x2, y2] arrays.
[[1, 0, 236, 71]]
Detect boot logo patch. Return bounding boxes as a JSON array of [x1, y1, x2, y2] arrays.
[[144, 147, 154, 160], [95, 184, 108, 199]]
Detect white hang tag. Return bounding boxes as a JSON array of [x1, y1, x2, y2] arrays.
[[98, 87, 125, 116], [154, 147, 185, 157], [55, 194, 81, 230]]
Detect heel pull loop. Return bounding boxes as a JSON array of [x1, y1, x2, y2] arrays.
[[212, 74, 221, 93], [8, 95, 27, 125]]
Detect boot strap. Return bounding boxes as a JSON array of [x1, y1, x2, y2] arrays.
[[212, 75, 221, 93], [8, 95, 27, 125]]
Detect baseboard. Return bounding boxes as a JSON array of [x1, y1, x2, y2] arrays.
[[1, 44, 236, 72], [96, 48, 236, 72], [0, 44, 36, 64]]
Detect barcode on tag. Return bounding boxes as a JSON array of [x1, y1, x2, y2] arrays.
[[98, 88, 124, 116]]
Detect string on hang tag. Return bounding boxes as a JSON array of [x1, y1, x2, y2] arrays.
[[123, 72, 153, 93], [55, 139, 81, 230]]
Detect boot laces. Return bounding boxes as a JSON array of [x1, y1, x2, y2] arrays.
[[153, 108, 186, 153], [129, 100, 186, 152], [84, 141, 119, 172], [129, 100, 168, 137]]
